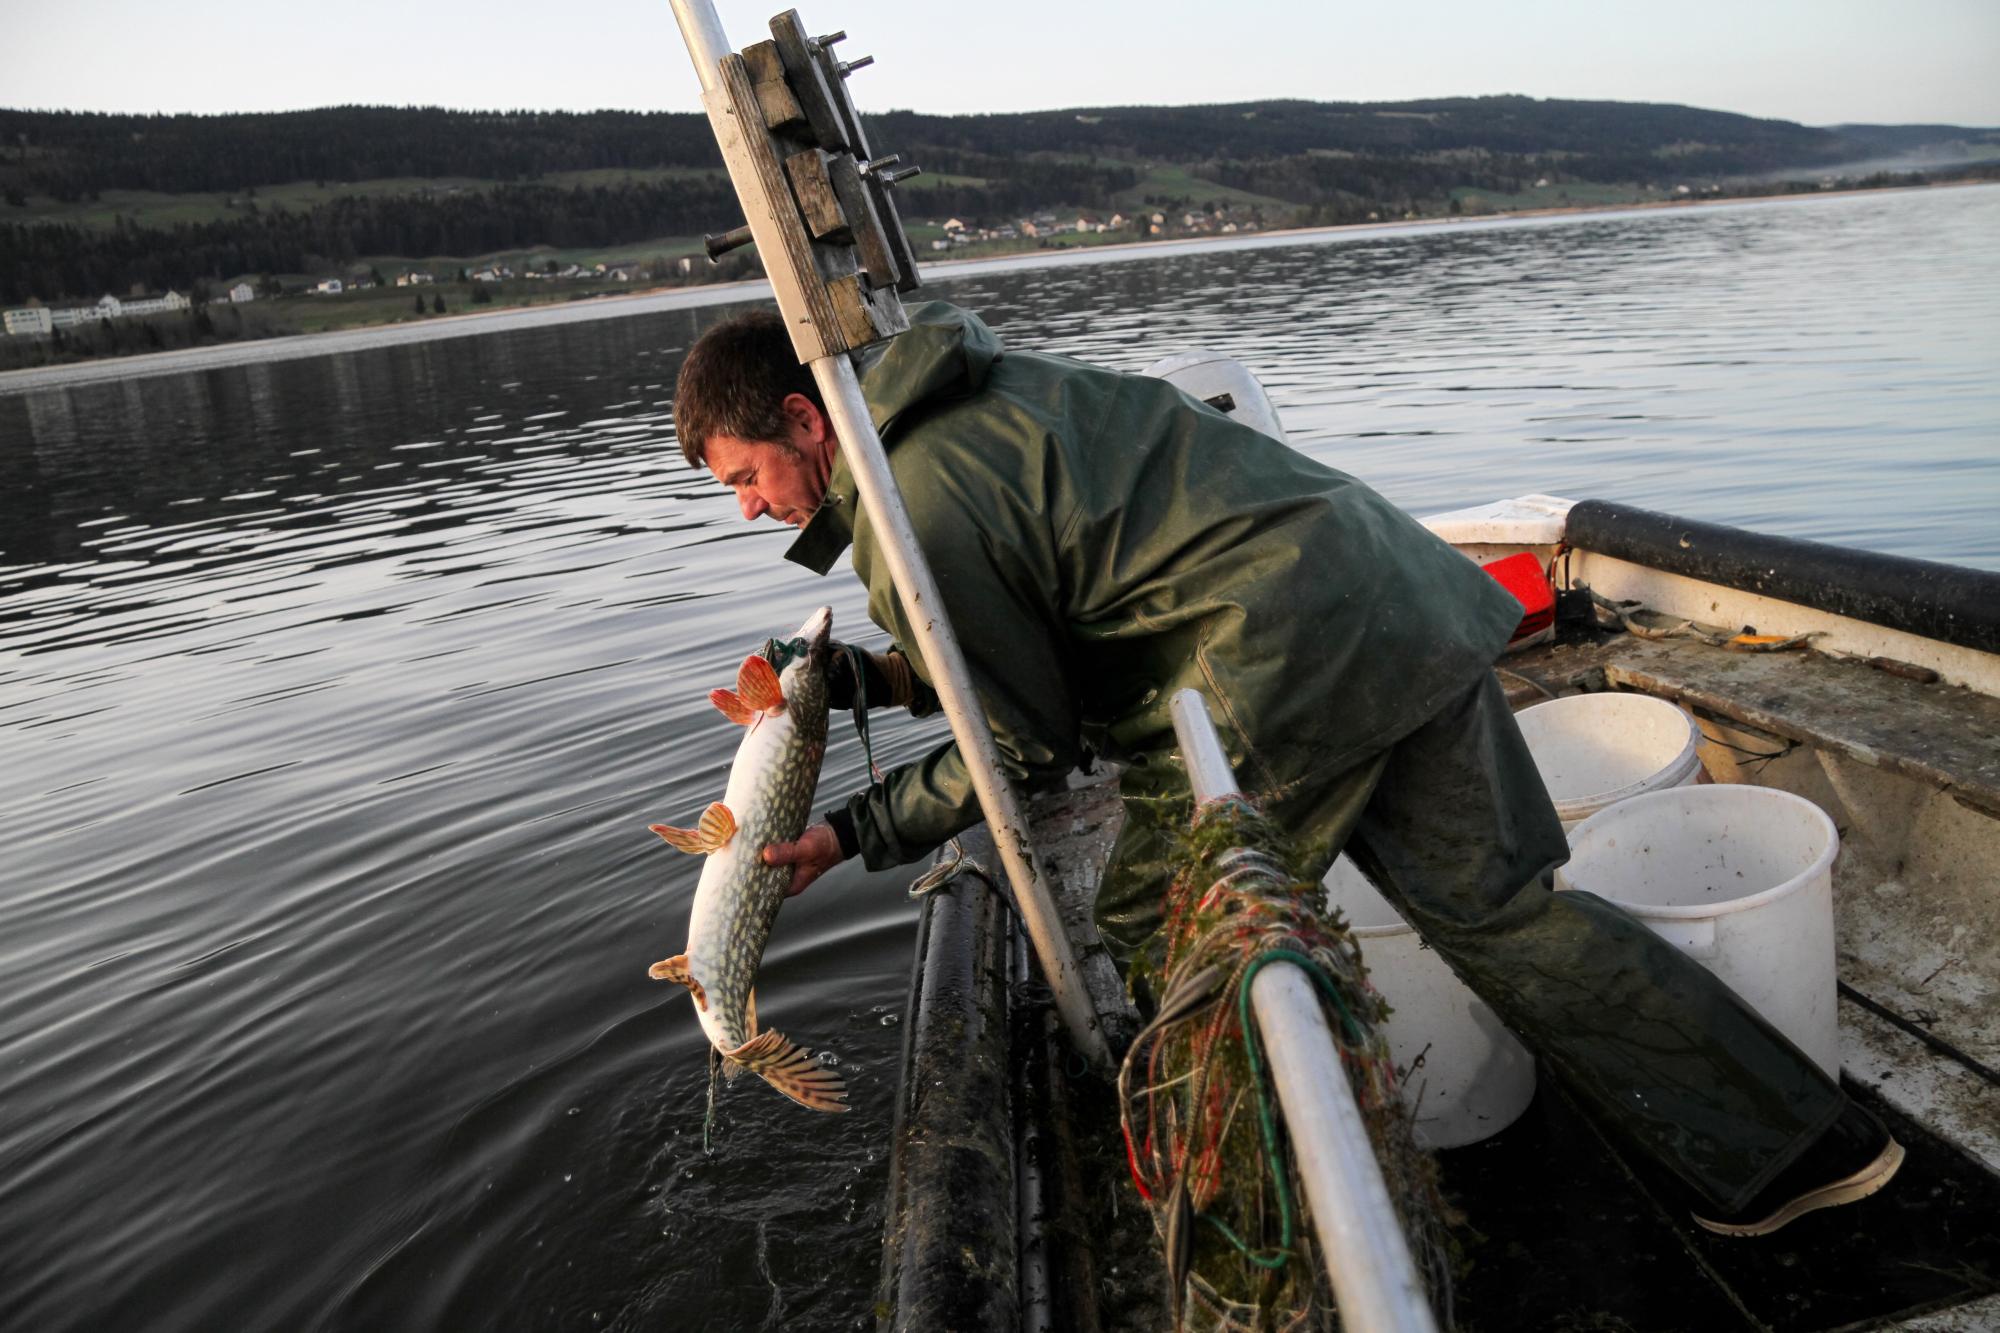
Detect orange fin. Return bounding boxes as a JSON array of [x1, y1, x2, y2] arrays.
[[647, 953, 708, 1011], [736, 653, 785, 715], [649, 802, 736, 855], [709, 688, 757, 726], [745, 988, 758, 1037], [726, 1028, 850, 1113]]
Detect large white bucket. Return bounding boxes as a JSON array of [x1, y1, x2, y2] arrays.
[[1324, 857, 1536, 1148], [1555, 785, 1841, 1077], [1516, 692, 1704, 830]]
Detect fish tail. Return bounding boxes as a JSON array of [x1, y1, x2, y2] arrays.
[[727, 1029, 849, 1113]]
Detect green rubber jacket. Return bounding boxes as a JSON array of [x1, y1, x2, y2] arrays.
[[786, 303, 1521, 878]]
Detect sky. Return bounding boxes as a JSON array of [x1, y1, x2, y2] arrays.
[[6, 0, 1998, 127]]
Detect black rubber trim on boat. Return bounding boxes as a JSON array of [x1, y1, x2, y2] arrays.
[[1837, 982, 2000, 1089], [1565, 500, 2000, 656]]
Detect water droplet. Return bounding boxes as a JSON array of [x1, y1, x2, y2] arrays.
[[568, 1106, 581, 1116], [879, 1013, 899, 1027], [564, 1173, 573, 1183]]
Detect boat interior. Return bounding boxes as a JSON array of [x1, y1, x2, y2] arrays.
[[876, 490, 2000, 1332]]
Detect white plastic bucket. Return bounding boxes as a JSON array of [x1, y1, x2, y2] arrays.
[[1324, 857, 1536, 1148], [1555, 785, 1841, 1077], [1516, 692, 1704, 830]]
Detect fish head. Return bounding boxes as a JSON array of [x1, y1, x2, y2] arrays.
[[776, 606, 834, 716], [791, 605, 833, 657]]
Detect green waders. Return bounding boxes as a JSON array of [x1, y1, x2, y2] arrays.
[[1095, 673, 1848, 1213]]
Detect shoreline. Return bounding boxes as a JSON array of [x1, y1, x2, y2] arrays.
[[3, 179, 1990, 395]]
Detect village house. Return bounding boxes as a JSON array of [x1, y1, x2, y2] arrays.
[[7, 290, 191, 333], [393, 271, 434, 287], [314, 278, 343, 295], [229, 282, 256, 303], [4, 306, 54, 336]]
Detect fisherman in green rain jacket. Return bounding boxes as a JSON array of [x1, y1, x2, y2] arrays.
[[672, 301, 1900, 1239]]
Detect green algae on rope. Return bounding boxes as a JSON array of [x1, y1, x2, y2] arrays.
[[1118, 794, 1459, 1330]]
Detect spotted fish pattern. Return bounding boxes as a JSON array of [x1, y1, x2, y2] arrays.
[[648, 607, 846, 1112]]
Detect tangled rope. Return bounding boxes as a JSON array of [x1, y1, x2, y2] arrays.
[[1118, 795, 1456, 1331]]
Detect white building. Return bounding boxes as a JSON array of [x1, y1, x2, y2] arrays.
[[230, 282, 256, 303], [118, 290, 190, 317], [314, 279, 344, 295], [4, 306, 54, 336]]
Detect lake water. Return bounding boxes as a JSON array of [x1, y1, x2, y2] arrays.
[[2, 185, 1996, 1332]]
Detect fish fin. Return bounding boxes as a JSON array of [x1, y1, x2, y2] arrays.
[[647, 954, 708, 1012], [649, 802, 736, 855], [736, 653, 786, 715], [709, 687, 758, 726], [745, 989, 758, 1037], [727, 1029, 850, 1114]]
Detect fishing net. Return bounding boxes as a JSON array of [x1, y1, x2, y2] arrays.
[[1118, 794, 1458, 1331]]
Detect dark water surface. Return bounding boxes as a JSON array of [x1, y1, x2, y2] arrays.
[[1, 186, 1996, 1332]]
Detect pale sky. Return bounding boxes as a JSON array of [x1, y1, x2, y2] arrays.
[[6, 0, 1998, 127]]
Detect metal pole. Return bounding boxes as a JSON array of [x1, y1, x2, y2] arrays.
[[667, 0, 1109, 1067], [1170, 689, 1439, 1333]]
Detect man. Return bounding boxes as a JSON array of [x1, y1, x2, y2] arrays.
[[672, 300, 1900, 1238]]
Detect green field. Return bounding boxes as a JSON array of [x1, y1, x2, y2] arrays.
[[1449, 180, 1652, 213], [1109, 164, 1294, 212], [267, 277, 659, 334]]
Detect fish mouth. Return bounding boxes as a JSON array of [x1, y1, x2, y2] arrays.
[[794, 606, 833, 663]]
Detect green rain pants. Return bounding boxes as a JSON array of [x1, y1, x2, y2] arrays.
[[1095, 672, 1848, 1213]]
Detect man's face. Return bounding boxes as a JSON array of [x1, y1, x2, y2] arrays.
[[705, 394, 834, 529]]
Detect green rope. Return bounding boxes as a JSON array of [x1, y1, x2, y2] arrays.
[[1193, 946, 1374, 1272]]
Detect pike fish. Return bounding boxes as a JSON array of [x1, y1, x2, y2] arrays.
[[647, 606, 848, 1112]]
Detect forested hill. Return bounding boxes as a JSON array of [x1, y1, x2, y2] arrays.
[[3, 99, 1995, 308], [0, 99, 1927, 198]]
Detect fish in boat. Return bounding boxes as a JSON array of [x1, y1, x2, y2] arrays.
[[647, 606, 847, 1112]]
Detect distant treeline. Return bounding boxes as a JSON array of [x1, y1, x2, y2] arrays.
[[0, 98, 1904, 200], [876, 96, 1872, 179], [0, 160, 1142, 303], [0, 107, 721, 199], [3, 100, 1994, 305], [3, 180, 739, 303]]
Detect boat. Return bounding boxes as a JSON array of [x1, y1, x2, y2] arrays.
[[873, 362, 2000, 1333], [643, 7, 1998, 1324]]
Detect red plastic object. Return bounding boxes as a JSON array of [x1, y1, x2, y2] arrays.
[[1483, 552, 1555, 642]]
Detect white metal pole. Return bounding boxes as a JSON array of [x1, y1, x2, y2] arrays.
[[1170, 689, 1439, 1333], [666, 0, 1109, 1067]]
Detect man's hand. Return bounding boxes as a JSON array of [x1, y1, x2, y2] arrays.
[[762, 822, 845, 896], [824, 640, 861, 711]]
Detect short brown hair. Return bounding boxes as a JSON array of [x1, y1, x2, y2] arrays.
[[672, 309, 824, 468]]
